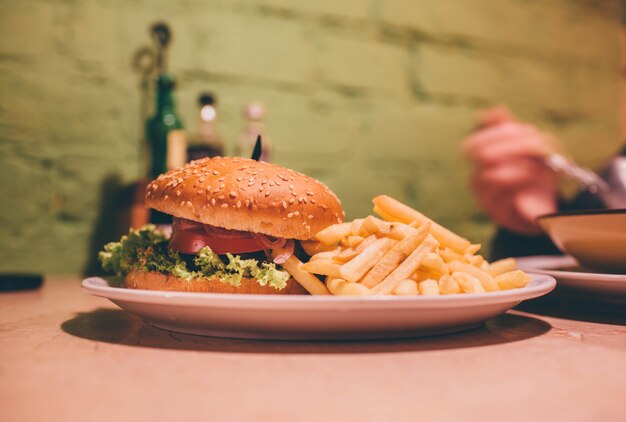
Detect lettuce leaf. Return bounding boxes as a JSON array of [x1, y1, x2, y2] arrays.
[[98, 225, 289, 290]]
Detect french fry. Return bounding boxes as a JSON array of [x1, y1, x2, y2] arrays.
[[277, 255, 330, 295], [362, 215, 388, 235], [350, 218, 366, 236], [372, 195, 471, 253], [448, 261, 499, 292], [439, 247, 465, 263], [488, 258, 517, 277], [420, 252, 449, 278], [326, 277, 347, 295], [326, 278, 372, 296], [300, 240, 338, 256], [340, 237, 397, 282], [371, 235, 439, 295], [341, 235, 365, 248], [309, 248, 341, 261], [466, 254, 486, 268], [361, 223, 430, 288], [465, 244, 481, 255], [438, 275, 462, 294], [336, 283, 372, 296], [418, 279, 440, 295], [452, 272, 486, 294], [300, 259, 342, 278], [387, 222, 420, 240], [394, 279, 418, 296], [495, 270, 530, 290], [315, 222, 352, 245], [333, 235, 377, 263]]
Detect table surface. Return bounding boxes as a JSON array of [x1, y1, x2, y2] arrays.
[[1, 278, 625, 422]]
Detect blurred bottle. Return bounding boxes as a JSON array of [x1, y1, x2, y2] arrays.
[[146, 73, 185, 224], [236, 101, 271, 161], [187, 93, 224, 161]]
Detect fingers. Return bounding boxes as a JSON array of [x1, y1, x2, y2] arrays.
[[475, 106, 515, 128], [471, 158, 553, 189], [462, 122, 554, 165]]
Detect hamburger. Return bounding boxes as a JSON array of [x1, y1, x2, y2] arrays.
[[99, 156, 344, 294]]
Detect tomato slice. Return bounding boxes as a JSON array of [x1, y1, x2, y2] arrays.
[[169, 218, 271, 255]]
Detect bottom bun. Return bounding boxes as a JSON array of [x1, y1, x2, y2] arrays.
[[125, 270, 308, 295]]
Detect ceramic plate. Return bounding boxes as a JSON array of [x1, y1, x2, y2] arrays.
[[516, 255, 626, 305], [82, 275, 555, 340]]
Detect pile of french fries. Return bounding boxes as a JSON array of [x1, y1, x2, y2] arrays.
[[275, 195, 530, 296]]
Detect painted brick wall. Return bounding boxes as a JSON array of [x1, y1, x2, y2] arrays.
[[0, 0, 623, 274]]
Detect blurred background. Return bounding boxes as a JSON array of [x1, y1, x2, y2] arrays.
[[0, 0, 624, 275]]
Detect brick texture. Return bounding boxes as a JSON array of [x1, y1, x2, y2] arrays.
[[0, 0, 622, 274]]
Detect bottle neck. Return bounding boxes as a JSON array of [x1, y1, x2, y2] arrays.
[[155, 88, 175, 114]]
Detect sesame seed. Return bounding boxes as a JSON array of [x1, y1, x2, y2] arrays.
[[289, 184, 294, 190], [164, 195, 169, 200], [236, 177, 243, 182], [206, 186, 211, 191], [212, 170, 219, 175], [245, 200, 250, 207], [287, 213, 294, 218], [180, 201, 185, 206], [259, 187, 264, 192], [192, 169, 198, 174], [236, 200, 242, 208], [249, 177, 255, 183], [219, 184, 225, 190], [291, 192, 297, 197], [241, 186, 247, 191], [311, 199, 316, 204], [294, 211, 300, 216], [248, 181, 254, 186], [230, 191, 237, 198], [222, 204, 229, 208], [252, 205, 258, 210], [282, 201, 287, 209], [275, 181, 281, 186], [218, 176, 226, 182], [308, 214, 314, 219], [289, 197, 295, 204], [218, 195, 225, 200], [278, 174, 289, 181], [186, 201, 192, 207], [305, 225, 311, 231], [261, 179, 268, 185], [306, 190, 314, 196], [298, 197, 304, 203], [265, 191, 270, 197], [269, 181, 275, 187], [176, 190, 181, 196], [199, 177, 205, 182]]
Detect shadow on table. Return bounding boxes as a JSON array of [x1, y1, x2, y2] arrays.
[[61, 308, 550, 354], [515, 290, 626, 326]]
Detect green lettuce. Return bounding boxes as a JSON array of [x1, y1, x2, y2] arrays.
[[98, 225, 289, 290]]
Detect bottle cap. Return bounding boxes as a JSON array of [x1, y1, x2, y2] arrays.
[[244, 101, 265, 120], [157, 73, 176, 89], [199, 93, 216, 106]]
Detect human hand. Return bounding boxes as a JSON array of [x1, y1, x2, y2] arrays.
[[462, 107, 558, 235]]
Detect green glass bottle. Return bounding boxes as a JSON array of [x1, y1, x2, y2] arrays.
[[146, 73, 185, 224], [147, 73, 185, 180]]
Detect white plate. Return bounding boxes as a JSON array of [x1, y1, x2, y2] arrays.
[[516, 255, 626, 305], [82, 275, 555, 340]]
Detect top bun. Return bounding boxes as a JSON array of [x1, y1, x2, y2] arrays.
[[145, 157, 344, 240]]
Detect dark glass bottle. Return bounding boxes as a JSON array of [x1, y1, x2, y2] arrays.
[[146, 73, 185, 224], [187, 93, 224, 161]]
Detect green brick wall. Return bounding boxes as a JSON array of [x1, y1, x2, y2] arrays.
[[0, 0, 623, 275]]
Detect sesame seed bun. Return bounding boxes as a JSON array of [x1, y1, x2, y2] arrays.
[[125, 270, 308, 295], [145, 157, 344, 240]]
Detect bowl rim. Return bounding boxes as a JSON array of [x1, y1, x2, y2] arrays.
[[537, 208, 626, 221]]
